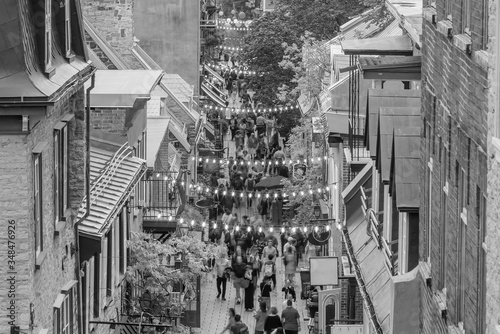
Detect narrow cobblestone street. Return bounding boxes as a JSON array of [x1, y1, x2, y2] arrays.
[[200, 236, 310, 333]]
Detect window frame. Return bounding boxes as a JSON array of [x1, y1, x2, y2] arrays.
[[34, 154, 43, 256], [476, 192, 486, 333], [456, 168, 467, 325], [53, 280, 77, 334], [44, 0, 52, 71], [64, 0, 71, 58], [462, 0, 471, 35], [54, 123, 69, 224]]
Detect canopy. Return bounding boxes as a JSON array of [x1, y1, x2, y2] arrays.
[[254, 176, 287, 190], [359, 56, 421, 80], [341, 35, 413, 56]]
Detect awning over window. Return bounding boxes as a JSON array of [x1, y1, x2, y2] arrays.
[[168, 120, 191, 151], [365, 89, 421, 159], [342, 162, 391, 334], [146, 117, 170, 168], [201, 81, 226, 107], [341, 35, 414, 56], [89, 70, 164, 107], [377, 107, 421, 183], [78, 146, 147, 258], [359, 56, 421, 80], [205, 65, 225, 83], [390, 127, 421, 211]]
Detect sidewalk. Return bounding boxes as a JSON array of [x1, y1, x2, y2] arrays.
[[200, 234, 310, 333]]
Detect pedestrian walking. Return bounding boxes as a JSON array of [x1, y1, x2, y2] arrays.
[[215, 251, 231, 300], [281, 299, 301, 334], [220, 308, 236, 334], [254, 301, 268, 334], [232, 255, 247, 305], [248, 133, 258, 159], [245, 174, 256, 208], [259, 276, 273, 311], [284, 246, 296, 284], [230, 115, 238, 140], [264, 307, 282, 334], [244, 265, 255, 311], [230, 314, 249, 334]]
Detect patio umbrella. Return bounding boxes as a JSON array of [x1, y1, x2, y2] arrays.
[[254, 176, 287, 190]]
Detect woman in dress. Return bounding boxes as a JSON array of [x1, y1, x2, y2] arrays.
[[284, 246, 296, 284]]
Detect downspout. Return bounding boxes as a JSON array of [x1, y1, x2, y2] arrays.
[[75, 71, 95, 334]]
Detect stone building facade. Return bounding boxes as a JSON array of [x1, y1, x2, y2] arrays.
[[420, 1, 489, 333], [82, 0, 143, 69], [0, 1, 94, 333]]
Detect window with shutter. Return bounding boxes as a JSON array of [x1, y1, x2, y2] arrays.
[[53, 280, 77, 334], [44, 0, 52, 72], [64, 0, 71, 57], [34, 154, 43, 256]]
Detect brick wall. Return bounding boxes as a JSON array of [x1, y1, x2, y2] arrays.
[[486, 0, 500, 331], [420, 2, 489, 332], [0, 87, 88, 333], [91, 107, 127, 135], [82, 0, 143, 69]]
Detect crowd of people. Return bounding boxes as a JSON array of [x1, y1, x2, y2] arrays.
[[211, 232, 305, 334]]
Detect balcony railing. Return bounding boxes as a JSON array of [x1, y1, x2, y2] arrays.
[[142, 171, 180, 221]]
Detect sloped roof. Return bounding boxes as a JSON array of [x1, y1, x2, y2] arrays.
[[341, 35, 413, 56], [0, 0, 91, 101], [89, 70, 163, 107], [377, 107, 421, 183], [78, 146, 147, 239], [365, 89, 421, 158], [131, 44, 163, 70], [390, 127, 421, 210]]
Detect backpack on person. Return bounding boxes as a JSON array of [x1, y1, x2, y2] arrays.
[[263, 262, 274, 277]]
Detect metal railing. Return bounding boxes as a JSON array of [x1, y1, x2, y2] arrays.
[[89, 143, 132, 206], [142, 171, 180, 220]]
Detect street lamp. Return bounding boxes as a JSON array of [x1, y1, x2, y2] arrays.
[[177, 220, 190, 237], [313, 205, 321, 219]]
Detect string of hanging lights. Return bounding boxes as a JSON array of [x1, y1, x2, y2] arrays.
[[203, 104, 300, 114], [191, 155, 327, 165], [154, 216, 340, 233], [205, 62, 258, 76]]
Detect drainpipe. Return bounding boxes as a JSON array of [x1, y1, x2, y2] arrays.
[[75, 71, 95, 334]]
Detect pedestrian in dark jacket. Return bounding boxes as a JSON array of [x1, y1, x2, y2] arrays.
[[263, 307, 282, 334]]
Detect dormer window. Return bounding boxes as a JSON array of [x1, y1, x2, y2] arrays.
[[44, 0, 52, 72], [64, 0, 72, 58]]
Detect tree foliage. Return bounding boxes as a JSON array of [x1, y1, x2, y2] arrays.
[[283, 118, 325, 223], [125, 232, 223, 316]]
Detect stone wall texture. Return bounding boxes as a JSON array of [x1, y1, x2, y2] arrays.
[[420, 2, 489, 332], [486, 0, 500, 332], [0, 87, 88, 333], [82, 0, 143, 69]]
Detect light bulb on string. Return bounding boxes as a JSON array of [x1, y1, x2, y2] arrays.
[[292, 192, 296, 197], [168, 216, 173, 221], [235, 225, 240, 231], [156, 173, 160, 178], [202, 221, 206, 228], [336, 223, 342, 230], [258, 227, 262, 233], [257, 193, 261, 198], [225, 224, 228, 230], [180, 218, 184, 223], [214, 223, 217, 229], [314, 226, 319, 232], [269, 227, 273, 232], [249, 193, 252, 198], [191, 220, 195, 226], [303, 226, 307, 232], [326, 225, 330, 231], [247, 226, 251, 232], [309, 190, 313, 195], [274, 193, 278, 198], [157, 213, 162, 218], [223, 191, 227, 195], [266, 193, 269, 198], [231, 191, 235, 197], [292, 227, 296, 233], [281, 227, 285, 233]]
